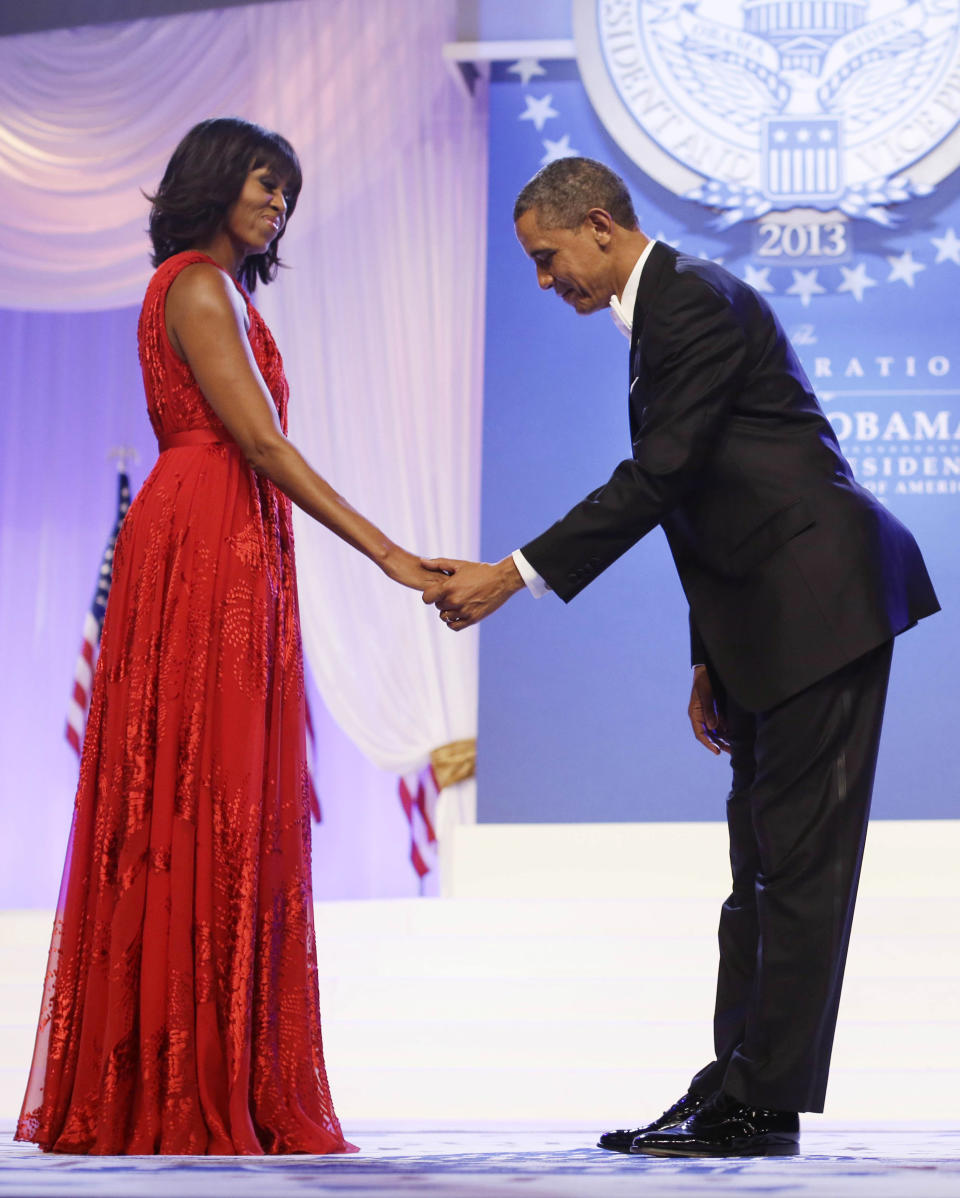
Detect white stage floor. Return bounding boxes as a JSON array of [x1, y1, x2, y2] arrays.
[[3, 820, 959, 1197], [4, 821, 960, 1127], [2, 1124, 959, 1197]]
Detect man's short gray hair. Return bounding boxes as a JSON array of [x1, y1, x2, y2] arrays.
[[513, 157, 638, 230]]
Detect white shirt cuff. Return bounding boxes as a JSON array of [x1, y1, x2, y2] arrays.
[[512, 549, 551, 598]]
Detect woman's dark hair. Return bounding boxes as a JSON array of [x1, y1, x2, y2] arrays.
[[147, 117, 302, 291]]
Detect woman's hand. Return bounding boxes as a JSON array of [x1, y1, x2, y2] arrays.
[[382, 547, 445, 592]]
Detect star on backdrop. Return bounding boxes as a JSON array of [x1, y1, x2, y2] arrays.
[[743, 264, 774, 292], [507, 57, 546, 86], [836, 263, 878, 302], [886, 249, 925, 287], [540, 134, 578, 166], [931, 227, 960, 265], [519, 94, 558, 132], [786, 268, 827, 307]]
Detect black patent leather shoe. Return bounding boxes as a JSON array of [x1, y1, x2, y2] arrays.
[[597, 1091, 707, 1153], [630, 1090, 799, 1157]]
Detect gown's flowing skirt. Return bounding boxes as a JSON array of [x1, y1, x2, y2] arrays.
[[16, 445, 354, 1155]]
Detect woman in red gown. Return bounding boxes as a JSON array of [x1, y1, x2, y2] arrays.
[[16, 118, 433, 1155]]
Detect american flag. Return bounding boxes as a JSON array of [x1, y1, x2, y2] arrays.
[[65, 470, 131, 756], [398, 764, 439, 879]]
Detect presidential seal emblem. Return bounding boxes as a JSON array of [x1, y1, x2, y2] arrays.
[[574, 0, 960, 237]]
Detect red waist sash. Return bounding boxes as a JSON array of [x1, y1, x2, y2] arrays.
[[158, 429, 240, 452]]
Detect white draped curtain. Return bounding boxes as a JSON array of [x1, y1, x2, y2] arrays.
[[0, 0, 487, 883]]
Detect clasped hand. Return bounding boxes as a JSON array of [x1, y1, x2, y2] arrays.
[[420, 556, 525, 630]]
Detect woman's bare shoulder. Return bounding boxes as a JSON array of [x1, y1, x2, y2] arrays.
[[167, 260, 240, 311], [164, 261, 249, 359]]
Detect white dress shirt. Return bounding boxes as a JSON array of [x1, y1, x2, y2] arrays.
[[512, 240, 658, 597]]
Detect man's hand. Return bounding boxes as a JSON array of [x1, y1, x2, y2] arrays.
[[421, 556, 525, 629], [688, 665, 730, 756]]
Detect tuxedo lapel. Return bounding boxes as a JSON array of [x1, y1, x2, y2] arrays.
[[628, 374, 642, 444], [628, 241, 678, 442], [629, 240, 677, 370]]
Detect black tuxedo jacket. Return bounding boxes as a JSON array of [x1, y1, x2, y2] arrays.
[[522, 242, 939, 712]]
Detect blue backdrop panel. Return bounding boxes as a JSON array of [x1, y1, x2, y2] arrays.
[[478, 42, 959, 823]]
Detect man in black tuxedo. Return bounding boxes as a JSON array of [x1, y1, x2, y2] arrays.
[[422, 158, 939, 1157]]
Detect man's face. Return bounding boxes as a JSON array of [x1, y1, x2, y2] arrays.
[[515, 207, 616, 315]]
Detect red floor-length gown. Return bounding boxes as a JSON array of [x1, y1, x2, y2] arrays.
[[16, 251, 356, 1155]]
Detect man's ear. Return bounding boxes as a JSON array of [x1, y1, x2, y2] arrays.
[[585, 208, 614, 245]]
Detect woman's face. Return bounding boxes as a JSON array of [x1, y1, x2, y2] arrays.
[[224, 166, 291, 259]]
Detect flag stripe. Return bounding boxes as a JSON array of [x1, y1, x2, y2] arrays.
[[73, 657, 92, 694], [65, 471, 131, 758], [398, 764, 440, 879]]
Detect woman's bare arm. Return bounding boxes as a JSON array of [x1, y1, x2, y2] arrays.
[[165, 263, 432, 589]]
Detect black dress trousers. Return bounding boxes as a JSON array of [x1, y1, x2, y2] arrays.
[[689, 639, 894, 1113]]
